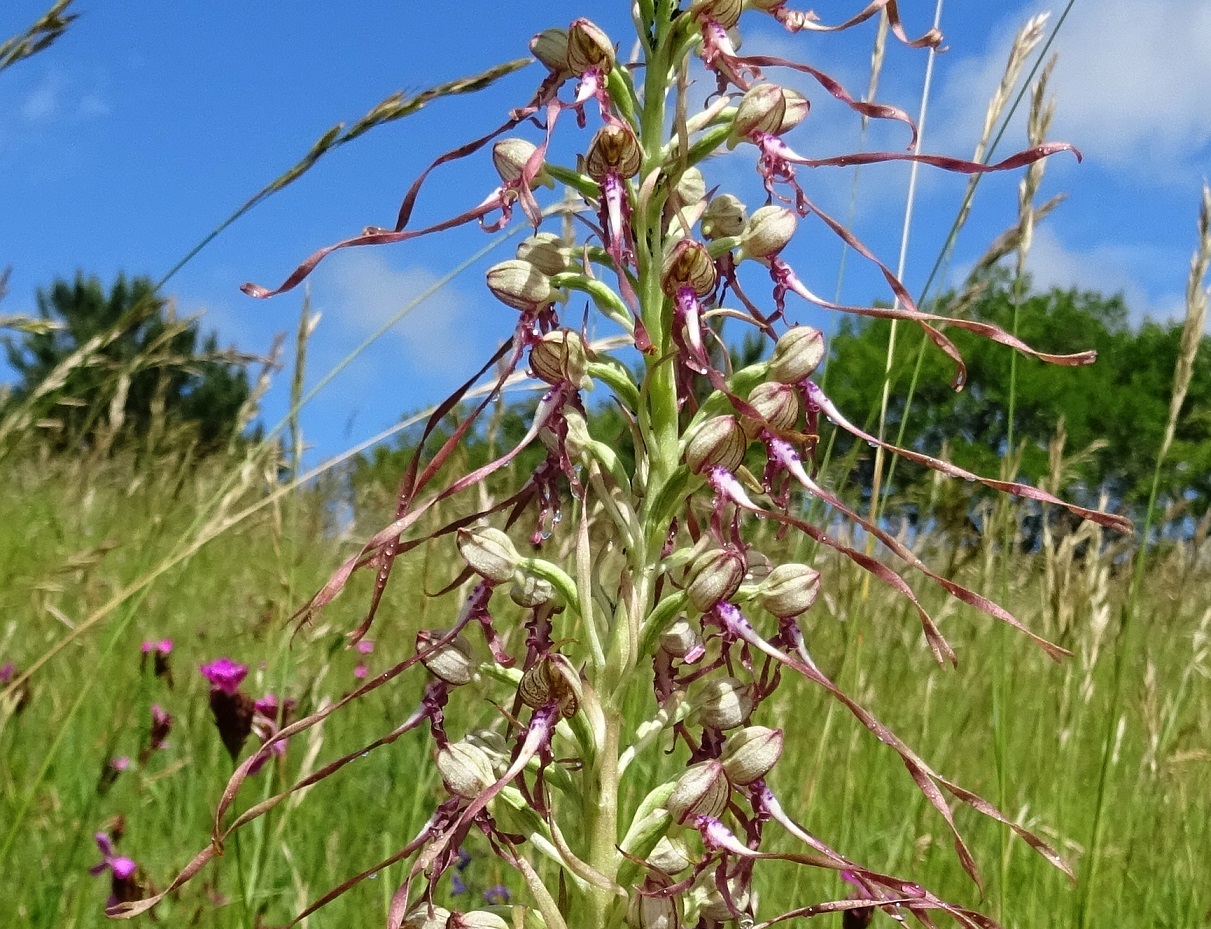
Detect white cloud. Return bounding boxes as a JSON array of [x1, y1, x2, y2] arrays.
[[937, 1, 1211, 182], [21, 72, 63, 122], [1013, 226, 1187, 325], [19, 69, 111, 124], [320, 250, 485, 378], [78, 92, 112, 118], [1048, 0, 1211, 177]]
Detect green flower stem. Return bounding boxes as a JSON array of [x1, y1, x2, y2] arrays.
[[583, 714, 623, 929], [577, 8, 681, 926]]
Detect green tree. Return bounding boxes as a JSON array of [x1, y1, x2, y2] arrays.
[[2, 272, 252, 451], [822, 275, 1211, 527]]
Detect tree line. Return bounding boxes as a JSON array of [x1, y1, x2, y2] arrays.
[[5, 270, 1205, 539], [1, 272, 251, 455], [823, 272, 1210, 531], [353, 274, 1209, 539]]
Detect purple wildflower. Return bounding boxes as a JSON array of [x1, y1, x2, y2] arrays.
[[199, 657, 247, 694], [0, 661, 31, 714], [247, 692, 295, 775], [253, 694, 282, 718], [140, 638, 174, 685], [140, 638, 173, 655], [484, 885, 511, 905], [150, 704, 172, 747], [246, 735, 286, 776], [201, 658, 253, 761], [97, 755, 131, 795], [840, 870, 876, 929], [353, 638, 375, 679], [138, 704, 173, 765], [89, 832, 142, 908]]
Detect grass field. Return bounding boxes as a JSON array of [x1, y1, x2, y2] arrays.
[[2, 448, 1206, 928], [4, 6, 1209, 929]]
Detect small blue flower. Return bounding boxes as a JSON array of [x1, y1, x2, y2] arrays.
[[484, 885, 511, 905]]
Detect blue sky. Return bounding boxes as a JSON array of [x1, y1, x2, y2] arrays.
[[3, 1, 1209, 463]]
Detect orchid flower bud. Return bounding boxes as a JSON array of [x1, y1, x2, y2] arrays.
[[684, 415, 747, 473], [647, 835, 694, 876], [660, 616, 702, 659], [457, 526, 522, 583], [666, 760, 730, 822], [404, 905, 453, 929], [661, 239, 717, 297], [567, 18, 614, 75], [737, 205, 797, 261], [510, 573, 557, 609], [492, 138, 542, 185], [464, 729, 510, 776], [627, 892, 680, 929], [720, 725, 784, 785], [667, 169, 709, 240], [673, 166, 707, 208], [689, 0, 744, 27], [757, 563, 821, 617], [701, 193, 747, 241], [486, 259, 553, 311], [545, 405, 592, 461], [417, 629, 476, 685], [586, 123, 642, 179], [530, 27, 570, 73], [692, 676, 753, 730], [741, 381, 800, 437], [457, 912, 511, 929], [769, 325, 825, 384], [729, 83, 787, 145], [530, 329, 592, 389], [685, 547, 746, 613], [780, 86, 810, 133], [517, 231, 573, 276], [436, 740, 497, 799], [519, 654, 580, 718], [744, 548, 773, 581], [691, 871, 751, 922]]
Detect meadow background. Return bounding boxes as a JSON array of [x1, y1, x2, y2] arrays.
[[2, 2, 1209, 928]]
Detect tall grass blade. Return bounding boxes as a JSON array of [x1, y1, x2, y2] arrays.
[[0, 0, 77, 74], [1078, 182, 1211, 929], [155, 57, 531, 289]]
